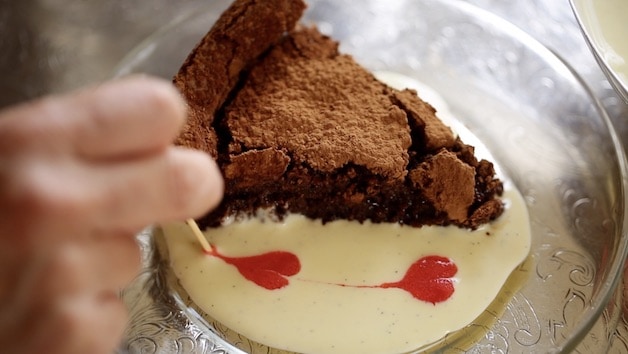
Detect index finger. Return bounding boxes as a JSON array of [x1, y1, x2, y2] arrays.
[[0, 75, 188, 160]]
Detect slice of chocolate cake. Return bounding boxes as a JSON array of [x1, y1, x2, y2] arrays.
[[174, 0, 503, 229]]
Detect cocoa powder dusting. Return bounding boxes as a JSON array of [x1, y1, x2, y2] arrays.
[[173, 0, 504, 229], [226, 28, 411, 180]]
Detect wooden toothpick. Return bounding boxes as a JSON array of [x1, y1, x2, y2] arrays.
[[186, 218, 211, 252]]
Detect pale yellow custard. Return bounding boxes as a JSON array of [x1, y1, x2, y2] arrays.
[[163, 187, 530, 354]]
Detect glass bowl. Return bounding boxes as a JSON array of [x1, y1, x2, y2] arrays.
[[114, 0, 628, 353], [570, 0, 628, 103]]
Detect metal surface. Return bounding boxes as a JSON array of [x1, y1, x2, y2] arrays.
[[1, 0, 627, 353]]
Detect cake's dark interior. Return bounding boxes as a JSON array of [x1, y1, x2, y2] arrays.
[[174, 0, 504, 229]]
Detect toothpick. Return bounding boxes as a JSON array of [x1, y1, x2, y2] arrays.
[[186, 218, 211, 252]]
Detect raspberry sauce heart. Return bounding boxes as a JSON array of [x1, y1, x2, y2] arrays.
[[207, 248, 301, 290], [206, 247, 457, 304], [379, 255, 458, 304]]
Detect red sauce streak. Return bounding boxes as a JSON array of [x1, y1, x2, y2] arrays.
[[205, 248, 457, 304], [205, 246, 300, 290]]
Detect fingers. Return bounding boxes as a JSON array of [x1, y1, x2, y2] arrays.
[[0, 75, 223, 236], [28, 294, 128, 354], [0, 75, 187, 159], [92, 146, 224, 230], [43, 236, 141, 297], [0, 76, 219, 354], [0, 235, 138, 354], [24, 234, 141, 302], [1, 295, 127, 354], [88, 232, 142, 289], [1, 145, 223, 250], [71, 76, 188, 159]]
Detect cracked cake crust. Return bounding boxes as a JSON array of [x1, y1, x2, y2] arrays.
[[174, 0, 504, 229]]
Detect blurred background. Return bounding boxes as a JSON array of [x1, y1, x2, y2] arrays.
[[0, 0, 626, 138], [0, 0, 627, 349], [0, 0, 204, 107]]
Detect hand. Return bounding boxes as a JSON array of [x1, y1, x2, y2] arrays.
[[0, 76, 223, 354]]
